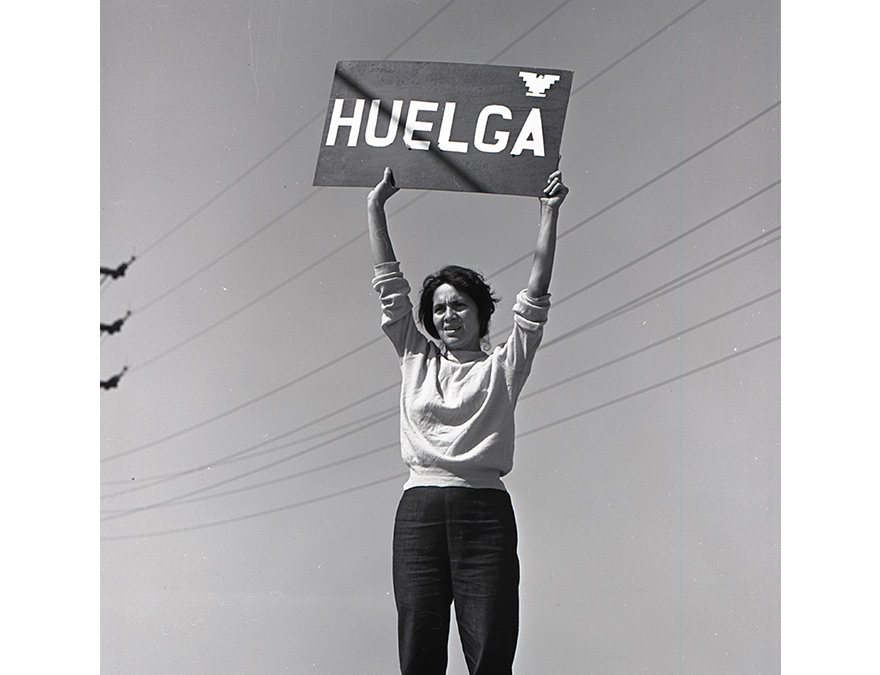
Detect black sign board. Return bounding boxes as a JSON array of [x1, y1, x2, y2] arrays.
[[313, 60, 573, 197]]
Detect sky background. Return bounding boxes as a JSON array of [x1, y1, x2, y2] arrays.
[[0, 1, 858, 672], [5, 2, 876, 674], [97, 1, 783, 673]]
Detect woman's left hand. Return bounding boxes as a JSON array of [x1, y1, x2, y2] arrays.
[[540, 170, 568, 210]]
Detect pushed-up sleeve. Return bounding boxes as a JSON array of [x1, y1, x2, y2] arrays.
[[501, 290, 551, 384], [513, 290, 551, 333], [372, 261, 426, 358]]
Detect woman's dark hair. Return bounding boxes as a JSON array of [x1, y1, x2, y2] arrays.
[[418, 265, 500, 340]]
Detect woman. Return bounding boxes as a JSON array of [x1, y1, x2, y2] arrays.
[[368, 167, 568, 675]]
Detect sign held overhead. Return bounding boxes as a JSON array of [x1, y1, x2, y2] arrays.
[[313, 61, 573, 197]]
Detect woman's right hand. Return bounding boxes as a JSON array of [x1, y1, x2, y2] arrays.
[[368, 167, 400, 206]]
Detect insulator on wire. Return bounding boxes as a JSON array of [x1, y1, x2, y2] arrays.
[[101, 310, 132, 335], [101, 366, 128, 390], [101, 256, 136, 282]]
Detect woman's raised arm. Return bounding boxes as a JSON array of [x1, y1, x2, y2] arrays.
[[527, 170, 569, 298], [367, 167, 400, 266]]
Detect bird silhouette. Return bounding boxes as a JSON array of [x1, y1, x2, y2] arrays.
[[518, 71, 561, 98]]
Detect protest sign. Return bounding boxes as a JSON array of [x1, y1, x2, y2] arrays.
[[313, 60, 573, 197]]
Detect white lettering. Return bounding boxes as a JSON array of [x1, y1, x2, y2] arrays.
[[326, 98, 365, 147], [365, 99, 403, 148], [403, 101, 438, 151], [325, 99, 549, 157], [474, 105, 512, 153], [437, 102, 469, 153], [510, 107, 545, 156]]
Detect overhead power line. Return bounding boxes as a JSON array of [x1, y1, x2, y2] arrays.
[[227, 231, 780, 480], [101, 0, 749, 463], [101, 473, 409, 541], [100, 0, 720, 411], [101, 407, 399, 520], [102, 381, 400, 494], [100, 257, 136, 284], [486, 182, 780, 341], [488, 101, 781, 279], [551, 181, 780, 307], [101, 335, 385, 464], [102, 172, 778, 465], [131, 192, 428, 370], [101, 366, 129, 391], [135, 189, 322, 314], [131, 0, 572, 273], [102, 287, 778, 514], [134, 0, 461, 262], [101, 441, 398, 516], [101, 310, 132, 336], [486, 0, 575, 63], [102, 228, 778, 505], [101, 332, 777, 541], [130, 99, 778, 382], [131, 0, 708, 319], [570, 0, 711, 97], [541, 230, 780, 349], [187, 180, 780, 474], [519, 335, 780, 439], [522, 289, 779, 401]]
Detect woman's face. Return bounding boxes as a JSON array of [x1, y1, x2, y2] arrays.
[[432, 283, 481, 352]]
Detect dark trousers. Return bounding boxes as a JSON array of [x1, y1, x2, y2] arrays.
[[393, 487, 520, 675]]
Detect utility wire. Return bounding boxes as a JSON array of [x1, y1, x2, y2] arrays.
[[101, 366, 129, 391], [486, 182, 780, 341], [196, 181, 780, 473], [550, 181, 779, 308], [101, 379, 400, 488], [102, 230, 779, 506], [101, 409, 400, 521], [383, 0, 460, 60], [101, 401, 397, 506], [131, 0, 573, 313], [133, 0, 460, 262], [166, 227, 778, 480], [131, 99, 777, 381], [486, 0, 574, 63], [102, 335, 384, 464], [541, 230, 780, 349], [101, 257, 136, 284], [101, 473, 409, 541], [131, 193, 426, 372], [487, 101, 780, 279], [522, 289, 779, 400], [130, 0, 710, 321], [570, 0, 711, 97], [103, 288, 778, 515], [135, 188, 321, 315], [101, 333, 777, 541], [102, 442, 399, 515], [102, 169, 778, 465], [101, 310, 133, 336], [101, 0, 727, 419], [519, 335, 779, 439], [102, 0, 751, 461]]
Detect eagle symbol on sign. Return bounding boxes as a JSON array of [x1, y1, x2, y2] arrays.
[[519, 71, 561, 97]]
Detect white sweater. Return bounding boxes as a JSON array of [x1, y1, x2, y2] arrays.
[[373, 261, 551, 491]]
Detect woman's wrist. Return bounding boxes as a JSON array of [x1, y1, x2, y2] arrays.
[[367, 194, 387, 211]]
